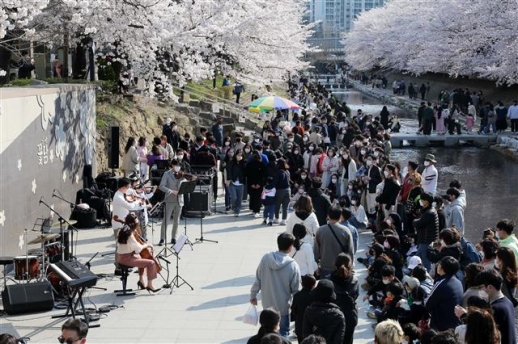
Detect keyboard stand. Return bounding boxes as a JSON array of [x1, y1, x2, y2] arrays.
[[52, 286, 100, 328]]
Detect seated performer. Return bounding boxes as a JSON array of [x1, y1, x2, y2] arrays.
[[116, 212, 161, 293]]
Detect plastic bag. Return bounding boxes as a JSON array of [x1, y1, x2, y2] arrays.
[[243, 304, 258, 326]]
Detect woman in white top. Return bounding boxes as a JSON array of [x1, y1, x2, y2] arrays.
[[136, 137, 148, 180], [289, 224, 317, 276], [285, 195, 319, 245], [349, 196, 368, 230], [116, 212, 160, 293]]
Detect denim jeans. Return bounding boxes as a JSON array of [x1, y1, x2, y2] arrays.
[[229, 183, 244, 214], [484, 123, 496, 134], [418, 243, 432, 271], [275, 188, 290, 220], [263, 204, 275, 222], [279, 314, 290, 338], [224, 185, 232, 208]]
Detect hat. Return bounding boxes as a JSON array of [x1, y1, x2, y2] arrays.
[[407, 255, 422, 270], [424, 153, 436, 163], [166, 117, 172, 125], [311, 279, 336, 302], [402, 275, 420, 290]]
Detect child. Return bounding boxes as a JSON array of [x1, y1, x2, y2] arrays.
[[289, 185, 305, 210], [465, 113, 474, 132], [290, 274, 317, 343], [261, 177, 276, 226], [376, 281, 405, 322]]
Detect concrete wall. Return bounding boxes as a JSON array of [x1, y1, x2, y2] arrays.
[[0, 84, 96, 256]]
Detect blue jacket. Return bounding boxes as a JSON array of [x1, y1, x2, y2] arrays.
[[425, 275, 463, 331]]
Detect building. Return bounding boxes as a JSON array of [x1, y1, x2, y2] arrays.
[[308, 0, 385, 49]]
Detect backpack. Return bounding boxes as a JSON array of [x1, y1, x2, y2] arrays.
[[460, 237, 482, 268], [316, 154, 326, 175]]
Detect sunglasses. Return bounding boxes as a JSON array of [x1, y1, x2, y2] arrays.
[[58, 336, 81, 344]]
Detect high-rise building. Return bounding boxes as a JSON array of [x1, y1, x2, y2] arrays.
[[308, 0, 385, 49]]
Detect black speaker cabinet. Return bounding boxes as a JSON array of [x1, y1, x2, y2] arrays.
[[108, 126, 120, 169], [2, 281, 54, 315], [188, 192, 211, 212]]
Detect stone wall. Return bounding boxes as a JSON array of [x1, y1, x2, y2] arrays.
[[0, 84, 96, 256]]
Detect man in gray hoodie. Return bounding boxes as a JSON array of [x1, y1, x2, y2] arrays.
[[445, 188, 465, 235], [250, 233, 301, 338]]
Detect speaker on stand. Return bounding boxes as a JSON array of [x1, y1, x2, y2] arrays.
[[108, 126, 120, 171]]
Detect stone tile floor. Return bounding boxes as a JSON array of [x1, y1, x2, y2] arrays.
[[1, 200, 375, 343]]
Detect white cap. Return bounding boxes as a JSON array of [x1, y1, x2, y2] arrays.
[[407, 255, 422, 270], [166, 118, 172, 125], [402, 275, 420, 290]]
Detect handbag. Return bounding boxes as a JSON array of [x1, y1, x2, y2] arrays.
[[243, 304, 259, 326]]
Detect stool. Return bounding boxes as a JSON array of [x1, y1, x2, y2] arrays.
[[115, 265, 136, 296]]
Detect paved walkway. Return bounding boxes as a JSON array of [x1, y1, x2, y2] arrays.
[[1, 189, 376, 343]]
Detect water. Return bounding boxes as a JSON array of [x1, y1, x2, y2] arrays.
[[335, 90, 518, 243]]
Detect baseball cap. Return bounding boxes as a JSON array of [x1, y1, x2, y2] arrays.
[[407, 255, 422, 270]]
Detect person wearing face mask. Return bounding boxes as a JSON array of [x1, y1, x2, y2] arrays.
[[310, 147, 326, 178], [427, 228, 463, 280], [376, 164, 401, 218], [321, 148, 339, 189], [162, 118, 180, 151], [474, 269, 516, 344], [420, 154, 438, 195], [339, 149, 357, 196], [444, 188, 465, 235], [412, 192, 439, 271], [137, 137, 149, 180], [211, 117, 224, 148], [221, 149, 235, 211], [226, 149, 247, 217], [251, 134, 262, 150], [494, 247, 518, 306], [302, 144, 314, 170], [348, 136, 363, 162], [309, 126, 323, 146], [363, 154, 383, 215], [423, 256, 463, 331], [245, 151, 267, 217], [158, 160, 186, 246], [349, 195, 368, 230]]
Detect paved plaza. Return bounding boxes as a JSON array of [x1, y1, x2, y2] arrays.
[[1, 196, 375, 343]]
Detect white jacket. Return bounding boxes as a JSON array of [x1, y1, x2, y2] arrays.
[[290, 242, 318, 276], [422, 164, 438, 195], [285, 212, 319, 246]]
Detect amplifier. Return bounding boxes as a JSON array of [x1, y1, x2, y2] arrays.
[[188, 191, 212, 212], [2, 281, 54, 315]]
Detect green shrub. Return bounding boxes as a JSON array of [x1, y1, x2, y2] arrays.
[[9, 79, 32, 87]]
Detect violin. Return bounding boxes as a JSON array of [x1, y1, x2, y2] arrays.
[[173, 170, 197, 181], [113, 215, 162, 273]]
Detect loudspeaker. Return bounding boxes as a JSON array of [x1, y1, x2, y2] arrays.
[[188, 192, 211, 212], [108, 126, 120, 169], [2, 281, 54, 315]]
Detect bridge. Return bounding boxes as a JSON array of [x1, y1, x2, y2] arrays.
[[390, 133, 498, 148]]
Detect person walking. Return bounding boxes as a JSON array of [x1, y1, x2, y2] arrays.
[[422, 102, 434, 135], [507, 100, 518, 133], [273, 159, 291, 225], [250, 233, 301, 338], [122, 137, 139, 177], [421, 154, 438, 195], [226, 149, 247, 217]]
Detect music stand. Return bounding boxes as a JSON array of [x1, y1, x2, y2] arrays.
[[178, 180, 196, 249], [170, 234, 193, 293], [194, 179, 218, 245]]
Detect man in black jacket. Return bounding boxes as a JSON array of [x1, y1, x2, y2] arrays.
[[364, 154, 382, 214], [307, 177, 332, 226], [376, 164, 401, 218], [413, 192, 439, 271]]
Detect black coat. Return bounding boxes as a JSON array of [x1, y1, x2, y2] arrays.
[[427, 242, 462, 264], [307, 188, 332, 226], [413, 206, 439, 244], [303, 302, 345, 344], [226, 159, 246, 184], [245, 159, 267, 187], [425, 275, 463, 331], [367, 165, 382, 194], [291, 288, 312, 340]]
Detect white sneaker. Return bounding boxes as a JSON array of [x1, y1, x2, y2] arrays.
[[280, 220, 287, 225], [273, 218, 280, 224], [254, 213, 261, 218]]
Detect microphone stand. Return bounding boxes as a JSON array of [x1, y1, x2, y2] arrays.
[[40, 198, 77, 261]]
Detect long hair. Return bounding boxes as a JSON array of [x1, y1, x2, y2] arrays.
[[294, 195, 314, 213], [334, 253, 352, 279], [116, 212, 139, 244], [496, 247, 518, 287], [292, 224, 307, 251], [124, 137, 135, 154], [465, 308, 500, 344]]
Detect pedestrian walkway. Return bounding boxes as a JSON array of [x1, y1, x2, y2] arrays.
[[0, 195, 376, 343]]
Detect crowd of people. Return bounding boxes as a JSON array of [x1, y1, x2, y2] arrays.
[[112, 76, 517, 343], [238, 80, 517, 344]]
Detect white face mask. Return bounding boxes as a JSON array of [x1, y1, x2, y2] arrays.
[[244, 148, 251, 153], [172, 126, 178, 130], [382, 279, 390, 285], [374, 151, 379, 157], [343, 154, 349, 159], [288, 138, 294, 142], [384, 241, 390, 249], [331, 178, 337, 183], [348, 185, 353, 190], [355, 142, 361, 147], [440, 239, 446, 247], [177, 155, 183, 160], [309, 146, 314, 151], [366, 160, 373, 166], [225, 141, 230, 146], [386, 218, 392, 226], [419, 200, 425, 207], [384, 171, 389, 178], [424, 161, 431, 167], [351, 200, 356, 205], [254, 138, 260, 143], [173, 166, 181, 172], [303, 137, 308, 142], [301, 174, 307, 179], [360, 150, 366, 155], [298, 189, 304, 194]]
